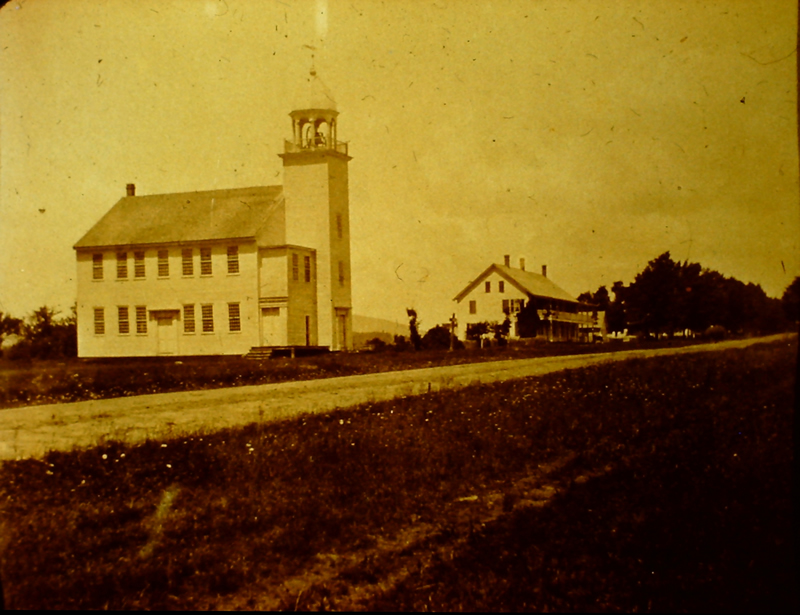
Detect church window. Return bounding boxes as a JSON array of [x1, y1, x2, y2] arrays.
[[183, 304, 195, 334], [200, 247, 212, 276], [182, 248, 193, 276], [94, 307, 105, 335], [228, 302, 241, 332], [469, 300, 477, 315], [158, 250, 169, 277], [292, 253, 299, 281], [116, 252, 128, 279], [201, 304, 214, 333], [227, 246, 239, 274], [134, 251, 145, 278], [92, 253, 103, 280], [485, 281, 491, 293], [304, 255, 311, 282], [136, 306, 147, 334], [118, 306, 130, 334]]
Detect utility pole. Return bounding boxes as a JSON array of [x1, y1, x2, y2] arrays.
[[449, 313, 458, 351]]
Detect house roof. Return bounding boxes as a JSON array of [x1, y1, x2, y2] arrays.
[[74, 186, 284, 249], [453, 263, 580, 304]]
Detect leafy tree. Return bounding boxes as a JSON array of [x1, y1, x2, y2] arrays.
[[781, 276, 800, 323], [0, 310, 23, 348], [11, 304, 77, 360], [516, 297, 541, 338], [606, 281, 627, 334], [406, 308, 422, 351], [422, 325, 451, 350], [466, 322, 490, 341], [493, 315, 511, 345]]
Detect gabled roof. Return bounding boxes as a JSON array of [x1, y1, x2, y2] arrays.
[[74, 186, 284, 249], [454, 263, 579, 304]]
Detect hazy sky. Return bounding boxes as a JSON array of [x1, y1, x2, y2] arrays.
[[1, 0, 798, 330]]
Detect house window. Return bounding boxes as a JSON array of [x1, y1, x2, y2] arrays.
[[134, 251, 145, 278], [502, 299, 510, 314], [118, 306, 130, 334], [228, 302, 241, 332], [485, 281, 491, 293], [304, 255, 311, 282], [200, 247, 212, 276], [182, 248, 193, 276], [338, 260, 345, 286], [499, 281, 505, 293], [336, 213, 343, 239], [136, 306, 147, 334], [227, 245, 239, 274], [292, 253, 299, 281], [116, 252, 128, 279], [183, 304, 195, 333], [158, 249, 169, 277], [92, 253, 103, 280], [469, 300, 477, 315], [201, 304, 214, 333], [94, 307, 105, 335]]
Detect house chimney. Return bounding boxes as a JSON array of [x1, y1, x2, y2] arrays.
[[126, 183, 136, 197], [519, 258, 525, 271], [504, 254, 510, 267], [541, 264, 547, 278]]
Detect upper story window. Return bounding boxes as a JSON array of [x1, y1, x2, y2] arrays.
[[134, 251, 145, 278], [228, 302, 241, 332], [182, 248, 193, 276], [485, 281, 491, 293], [136, 306, 147, 334], [116, 252, 128, 279], [92, 253, 103, 280], [469, 300, 477, 315], [200, 247, 212, 276], [118, 306, 130, 334], [227, 246, 239, 274], [94, 307, 105, 335], [157, 250, 169, 278], [292, 253, 299, 281], [304, 255, 311, 282], [499, 281, 505, 293]]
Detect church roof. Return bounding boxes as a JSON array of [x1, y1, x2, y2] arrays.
[[454, 263, 579, 304], [74, 185, 284, 249]]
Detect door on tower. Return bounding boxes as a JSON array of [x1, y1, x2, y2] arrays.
[[335, 307, 349, 351]]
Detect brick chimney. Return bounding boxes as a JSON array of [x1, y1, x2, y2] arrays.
[[126, 183, 136, 197], [519, 258, 525, 271], [504, 254, 510, 267], [541, 264, 547, 278]]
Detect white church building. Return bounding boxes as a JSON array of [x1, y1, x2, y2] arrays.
[[74, 69, 353, 358]]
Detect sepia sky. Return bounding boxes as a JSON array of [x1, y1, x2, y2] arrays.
[[1, 0, 798, 329]]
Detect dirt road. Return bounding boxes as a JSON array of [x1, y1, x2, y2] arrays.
[[0, 335, 791, 460]]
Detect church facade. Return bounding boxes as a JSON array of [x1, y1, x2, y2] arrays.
[[73, 70, 353, 358]]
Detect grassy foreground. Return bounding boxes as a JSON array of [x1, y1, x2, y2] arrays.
[[0, 339, 796, 610]]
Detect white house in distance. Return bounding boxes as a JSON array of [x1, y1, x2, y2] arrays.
[[73, 69, 353, 358], [453, 255, 595, 342]]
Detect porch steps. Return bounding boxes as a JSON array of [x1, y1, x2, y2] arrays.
[[244, 346, 330, 360]]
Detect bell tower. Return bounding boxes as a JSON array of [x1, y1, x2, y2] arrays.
[[280, 67, 352, 351]]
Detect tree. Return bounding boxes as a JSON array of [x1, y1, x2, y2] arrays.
[[606, 281, 627, 334], [516, 297, 541, 338], [466, 321, 490, 341], [11, 304, 77, 360], [422, 325, 451, 350], [493, 314, 511, 345], [406, 308, 422, 350], [781, 276, 800, 323], [0, 310, 23, 348]]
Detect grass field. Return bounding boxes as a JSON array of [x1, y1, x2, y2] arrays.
[[0, 336, 715, 409], [0, 339, 795, 610]]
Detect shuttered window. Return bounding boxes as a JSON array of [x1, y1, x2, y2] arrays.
[[94, 307, 105, 335], [118, 306, 130, 334], [183, 304, 195, 334], [227, 245, 239, 274], [228, 302, 241, 332], [92, 254, 103, 280], [304, 255, 311, 282], [201, 304, 214, 333], [200, 247, 212, 276], [182, 248, 193, 276], [136, 306, 147, 334], [157, 250, 169, 277], [292, 253, 299, 281], [134, 251, 145, 278], [116, 252, 127, 279]]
